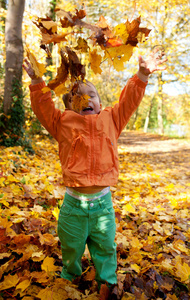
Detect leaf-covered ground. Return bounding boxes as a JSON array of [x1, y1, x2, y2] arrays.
[[0, 131, 190, 300]]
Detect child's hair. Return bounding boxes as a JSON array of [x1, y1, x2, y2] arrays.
[[62, 92, 71, 108], [62, 80, 101, 109]]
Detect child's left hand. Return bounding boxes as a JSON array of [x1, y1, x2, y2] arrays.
[[139, 47, 167, 76]]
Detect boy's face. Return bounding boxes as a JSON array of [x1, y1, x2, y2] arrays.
[[70, 82, 102, 115]]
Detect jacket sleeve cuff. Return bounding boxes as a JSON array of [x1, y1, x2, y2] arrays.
[[132, 73, 148, 87], [29, 81, 46, 92]]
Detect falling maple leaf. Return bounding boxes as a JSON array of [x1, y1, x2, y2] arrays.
[[33, 17, 58, 35], [65, 46, 86, 81], [89, 49, 102, 74], [26, 49, 46, 78], [56, 8, 86, 28], [103, 44, 134, 71], [74, 37, 89, 52], [46, 49, 69, 91], [72, 94, 89, 113], [41, 32, 69, 45], [125, 16, 151, 46]]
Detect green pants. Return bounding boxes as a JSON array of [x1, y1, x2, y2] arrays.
[[57, 191, 117, 285]]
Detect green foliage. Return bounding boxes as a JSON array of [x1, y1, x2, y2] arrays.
[[0, 78, 34, 153], [28, 117, 44, 136]]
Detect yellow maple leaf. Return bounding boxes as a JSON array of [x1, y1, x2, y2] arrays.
[[26, 49, 46, 78], [136, 32, 146, 43], [114, 23, 129, 43], [42, 86, 51, 94], [113, 56, 125, 72], [89, 49, 102, 74], [166, 294, 178, 300], [54, 83, 67, 96], [72, 94, 89, 112], [104, 44, 134, 71], [6, 174, 19, 183], [32, 251, 45, 262], [131, 263, 140, 273], [104, 44, 134, 61], [130, 237, 143, 249], [0, 274, 19, 291], [16, 279, 31, 293], [0, 198, 9, 207], [37, 287, 58, 300], [37, 278, 75, 300], [0, 177, 5, 186], [175, 260, 190, 282], [123, 203, 136, 215], [75, 37, 89, 52], [52, 206, 60, 221], [41, 256, 59, 275]]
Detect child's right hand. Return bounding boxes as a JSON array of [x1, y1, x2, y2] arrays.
[[23, 59, 43, 85]]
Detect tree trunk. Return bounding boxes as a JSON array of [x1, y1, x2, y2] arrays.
[[132, 107, 139, 130], [45, 0, 57, 79], [144, 98, 153, 133], [144, 82, 158, 133], [3, 0, 25, 114], [157, 73, 164, 135]]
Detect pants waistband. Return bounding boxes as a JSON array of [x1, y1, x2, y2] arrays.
[[66, 187, 110, 201]]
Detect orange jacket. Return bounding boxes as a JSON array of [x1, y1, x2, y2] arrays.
[[30, 74, 147, 187]]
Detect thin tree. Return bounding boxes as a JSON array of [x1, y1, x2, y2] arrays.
[[3, 0, 25, 114]]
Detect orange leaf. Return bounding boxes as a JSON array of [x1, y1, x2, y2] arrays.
[[41, 32, 68, 45], [105, 37, 123, 48], [125, 16, 151, 46], [99, 283, 110, 300], [47, 50, 69, 91]]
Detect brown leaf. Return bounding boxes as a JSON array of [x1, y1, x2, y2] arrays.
[[65, 46, 86, 80], [47, 50, 69, 91], [125, 16, 151, 46], [82, 266, 96, 281], [99, 283, 110, 300]]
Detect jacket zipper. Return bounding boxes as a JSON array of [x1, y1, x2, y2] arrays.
[[90, 117, 95, 184]]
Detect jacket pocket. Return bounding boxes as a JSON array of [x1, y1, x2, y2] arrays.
[[94, 135, 115, 175], [67, 135, 90, 174]]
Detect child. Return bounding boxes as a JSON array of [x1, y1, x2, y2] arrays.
[[23, 49, 166, 289]]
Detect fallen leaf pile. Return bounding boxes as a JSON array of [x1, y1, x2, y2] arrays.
[[0, 132, 190, 299]]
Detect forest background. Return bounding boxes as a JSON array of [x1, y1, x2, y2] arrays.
[[0, 1, 190, 300], [0, 0, 190, 144]]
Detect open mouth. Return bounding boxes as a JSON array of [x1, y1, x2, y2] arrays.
[[83, 107, 93, 112]]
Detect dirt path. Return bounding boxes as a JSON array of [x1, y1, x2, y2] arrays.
[[118, 131, 190, 176], [118, 130, 190, 153]]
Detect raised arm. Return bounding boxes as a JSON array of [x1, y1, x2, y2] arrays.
[[23, 59, 62, 141], [112, 48, 167, 137]]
